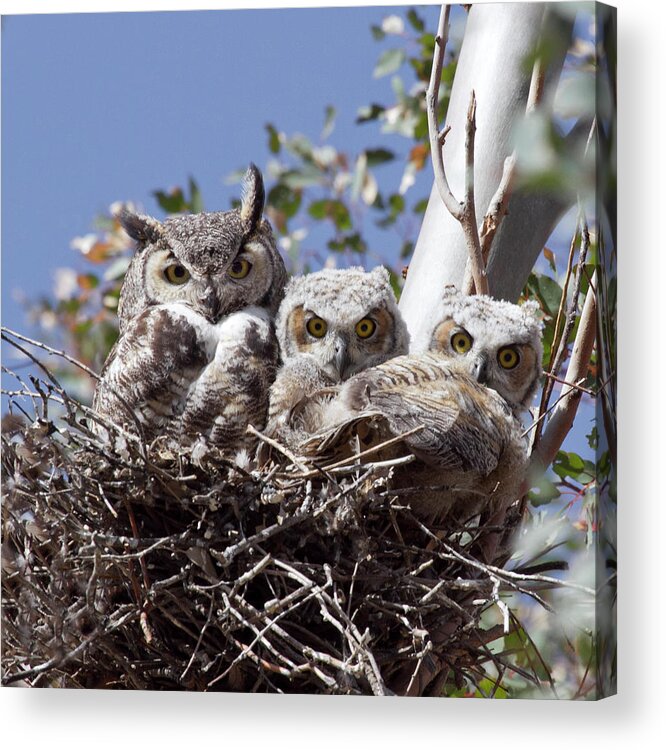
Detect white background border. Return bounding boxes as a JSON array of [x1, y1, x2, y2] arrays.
[[1, 0, 663, 747]]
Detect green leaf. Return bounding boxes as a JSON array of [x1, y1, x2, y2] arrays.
[[265, 123, 281, 154], [413, 111, 430, 141], [536, 274, 564, 317], [321, 105, 336, 141], [356, 104, 385, 124], [528, 476, 560, 507], [364, 148, 395, 167], [188, 177, 204, 213], [375, 194, 406, 229], [371, 24, 385, 40], [281, 167, 323, 189], [420, 32, 436, 54], [388, 268, 402, 299], [308, 200, 328, 220], [308, 200, 352, 231], [476, 678, 508, 699], [552, 451, 588, 482], [373, 48, 405, 78], [327, 232, 367, 254], [400, 240, 413, 259], [407, 9, 425, 32], [153, 187, 187, 214], [267, 184, 301, 219], [388, 194, 405, 213], [413, 198, 429, 214]]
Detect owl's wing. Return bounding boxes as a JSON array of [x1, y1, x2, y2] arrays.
[[93, 305, 208, 439], [302, 356, 513, 476], [368, 382, 506, 475]]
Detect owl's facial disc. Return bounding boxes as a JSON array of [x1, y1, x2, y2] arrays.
[[144, 249, 225, 322], [283, 302, 402, 382]]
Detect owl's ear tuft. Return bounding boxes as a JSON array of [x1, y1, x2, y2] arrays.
[[239, 163, 265, 235], [117, 208, 162, 249]]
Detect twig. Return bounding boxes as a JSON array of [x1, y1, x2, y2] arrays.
[[542, 371, 596, 396], [296, 424, 424, 479], [535, 210, 591, 443], [530, 274, 597, 474], [460, 92, 489, 296], [1, 326, 101, 382], [461, 35, 546, 295], [246, 424, 309, 473], [426, 5, 461, 218], [425, 6, 489, 295]]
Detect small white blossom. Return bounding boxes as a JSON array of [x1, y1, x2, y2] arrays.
[[53, 268, 78, 300], [70, 233, 98, 255], [399, 168, 416, 195], [381, 15, 404, 35]]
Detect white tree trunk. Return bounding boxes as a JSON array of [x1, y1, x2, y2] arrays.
[[400, 3, 574, 343]]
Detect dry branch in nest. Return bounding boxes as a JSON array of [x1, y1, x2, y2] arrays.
[[0, 334, 576, 696]]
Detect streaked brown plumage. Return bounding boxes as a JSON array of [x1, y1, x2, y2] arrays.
[[266, 266, 409, 445], [92, 164, 287, 449], [296, 352, 529, 523], [272, 288, 544, 527]]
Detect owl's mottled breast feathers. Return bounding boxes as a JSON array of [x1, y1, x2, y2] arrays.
[[93, 164, 286, 449]]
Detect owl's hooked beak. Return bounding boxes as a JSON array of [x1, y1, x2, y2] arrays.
[[324, 335, 352, 381], [200, 289, 222, 323], [470, 355, 489, 385]]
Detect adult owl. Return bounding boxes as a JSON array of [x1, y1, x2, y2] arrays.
[[265, 266, 409, 442], [92, 164, 287, 450], [293, 289, 543, 524]]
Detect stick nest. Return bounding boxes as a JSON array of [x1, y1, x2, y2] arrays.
[[2, 341, 531, 696]]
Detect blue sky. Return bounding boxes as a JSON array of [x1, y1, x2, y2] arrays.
[[1, 5, 443, 334], [1, 4, 594, 459]]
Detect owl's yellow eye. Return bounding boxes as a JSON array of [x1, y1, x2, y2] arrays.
[[355, 318, 376, 339], [228, 258, 252, 279], [306, 317, 328, 338], [164, 264, 190, 285], [451, 330, 473, 354], [498, 346, 520, 369]]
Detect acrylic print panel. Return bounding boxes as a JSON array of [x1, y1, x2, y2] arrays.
[[1, 2, 616, 699]]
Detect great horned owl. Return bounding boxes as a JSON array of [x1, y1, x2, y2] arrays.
[[411, 286, 543, 410], [292, 290, 543, 525], [92, 164, 287, 450], [265, 266, 409, 442]]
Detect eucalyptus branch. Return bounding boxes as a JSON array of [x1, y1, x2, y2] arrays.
[[426, 5, 460, 218], [426, 5, 489, 295], [461, 47, 545, 295]]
